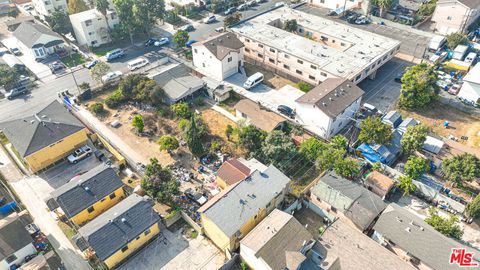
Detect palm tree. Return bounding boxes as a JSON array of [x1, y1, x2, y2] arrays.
[[95, 0, 111, 33], [372, 0, 393, 18], [397, 175, 416, 196]]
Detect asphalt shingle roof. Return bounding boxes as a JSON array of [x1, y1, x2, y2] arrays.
[[194, 33, 244, 60], [13, 21, 63, 49], [216, 158, 251, 186], [373, 203, 480, 270], [75, 194, 160, 261], [150, 64, 204, 103], [199, 165, 291, 237], [46, 165, 124, 218], [312, 172, 386, 231], [234, 99, 286, 132], [0, 213, 33, 261], [0, 101, 85, 157]]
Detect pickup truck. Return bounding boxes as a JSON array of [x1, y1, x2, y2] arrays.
[[67, 145, 93, 164]]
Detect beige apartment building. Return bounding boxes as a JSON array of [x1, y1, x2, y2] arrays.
[[70, 8, 119, 47], [432, 0, 480, 35], [230, 7, 401, 85]]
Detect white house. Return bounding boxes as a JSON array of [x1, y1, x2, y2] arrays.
[[308, 0, 368, 14], [295, 78, 364, 139], [0, 212, 36, 270], [192, 33, 244, 81], [432, 0, 480, 35], [70, 8, 119, 47], [13, 21, 64, 60], [458, 62, 480, 105], [32, 0, 67, 19]]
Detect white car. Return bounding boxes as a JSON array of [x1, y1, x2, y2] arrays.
[[67, 145, 92, 164], [154, 37, 169, 46], [101, 71, 123, 83], [246, 0, 256, 6], [274, 1, 285, 7], [215, 27, 225, 32], [203, 15, 216, 24]]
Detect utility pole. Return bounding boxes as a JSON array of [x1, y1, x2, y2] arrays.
[[69, 50, 81, 95]]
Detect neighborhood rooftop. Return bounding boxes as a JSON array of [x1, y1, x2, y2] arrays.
[[0, 101, 85, 157], [230, 7, 400, 79], [0, 212, 33, 262], [46, 165, 124, 218], [194, 33, 244, 60], [296, 78, 364, 118], [13, 21, 63, 48], [198, 165, 290, 236], [234, 99, 286, 132], [75, 194, 160, 261], [216, 158, 251, 186]]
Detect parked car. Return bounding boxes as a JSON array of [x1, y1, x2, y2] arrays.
[[354, 15, 371, 25], [181, 24, 195, 32], [237, 4, 248, 11], [274, 2, 285, 7], [254, 0, 264, 4], [101, 71, 123, 83], [154, 37, 169, 46], [67, 145, 93, 164], [186, 40, 197, 48], [448, 84, 461, 95], [105, 48, 125, 62], [49, 61, 65, 73], [215, 27, 225, 32], [24, 4, 33, 10], [346, 13, 359, 23], [145, 38, 159, 46], [185, 188, 207, 206], [5, 85, 27, 100], [9, 47, 21, 56], [85, 59, 98, 69], [436, 80, 450, 90], [277, 105, 295, 118], [246, 0, 256, 6], [204, 15, 216, 24], [224, 7, 236, 15]]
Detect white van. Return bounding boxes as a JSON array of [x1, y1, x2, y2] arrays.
[[243, 72, 264, 90], [127, 57, 149, 71], [465, 52, 477, 63]]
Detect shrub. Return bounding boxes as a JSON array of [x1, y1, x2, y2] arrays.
[[89, 102, 104, 114], [105, 90, 125, 108], [171, 102, 192, 119], [297, 82, 313, 92]]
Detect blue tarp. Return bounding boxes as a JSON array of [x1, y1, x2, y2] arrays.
[[0, 201, 17, 215], [357, 143, 386, 163]]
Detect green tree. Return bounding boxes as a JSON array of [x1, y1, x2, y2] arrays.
[[442, 153, 480, 184], [105, 90, 125, 108], [398, 63, 438, 109], [358, 116, 392, 145], [331, 134, 348, 150], [425, 208, 463, 239], [397, 175, 416, 195], [0, 65, 20, 89], [113, 0, 138, 44], [299, 137, 327, 162], [372, 162, 382, 172], [95, 0, 112, 33], [283, 19, 298, 32], [334, 157, 360, 179], [173, 29, 189, 48], [225, 124, 234, 140], [316, 146, 344, 171], [158, 135, 179, 151], [446, 32, 468, 49], [260, 130, 299, 173], [89, 102, 104, 114], [132, 114, 144, 133], [417, 0, 437, 17], [134, 0, 165, 36], [141, 158, 179, 204], [7, 8, 19, 18], [466, 193, 480, 219], [79, 82, 90, 91], [372, 0, 393, 17], [224, 13, 242, 27], [170, 102, 192, 119], [296, 82, 312, 92], [45, 9, 73, 34], [404, 156, 429, 179], [401, 124, 429, 155], [68, 0, 89, 14], [89, 61, 111, 82], [184, 115, 205, 156], [238, 125, 267, 155]]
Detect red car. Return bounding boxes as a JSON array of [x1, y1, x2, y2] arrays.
[[448, 84, 460, 95]]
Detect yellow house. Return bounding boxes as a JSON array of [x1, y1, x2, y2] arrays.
[[46, 165, 125, 226], [74, 194, 161, 269], [199, 165, 290, 254], [0, 101, 88, 172], [215, 158, 251, 189]]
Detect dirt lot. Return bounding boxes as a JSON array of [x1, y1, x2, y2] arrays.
[[399, 102, 480, 149], [244, 63, 297, 90]]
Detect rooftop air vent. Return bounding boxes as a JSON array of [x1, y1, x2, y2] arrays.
[[405, 227, 411, 233], [322, 102, 327, 106], [121, 217, 127, 223]]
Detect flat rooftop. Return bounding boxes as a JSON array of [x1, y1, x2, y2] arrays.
[[230, 7, 401, 79]]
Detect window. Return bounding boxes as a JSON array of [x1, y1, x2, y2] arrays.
[[330, 206, 337, 213], [228, 57, 232, 62], [144, 228, 151, 236], [298, 28, 303, 33], [320, 72, 327, 77], [332, 40, 336, 43], [269, 48, 276, 53], [447, 16, 452, 20], [266, 202, 271, 208], [309, 75, 315, 80], [341, 42, 346, 46], [194, 48, 197, 53], [383, 55, 388, 61], [284, 54, 290, 59], [245, 48, 250, 52], [87, 206, 94, 213], [257, 53, 263, 58], [355, 74, 361, 81], [269, 58, 275, 63], [100, 198, 106, 202], [85, 20, 92, 26], [310, 64, 317, 70], [245, 38, 250, 42], [121, 246, 129, 252], [296, 70, 303, 75], [5, 255, 17, 264], [136, 236, 140, 240], [91, 40, 97, 45], [283, 64, 290, 70], [202, 63, 205, 68], [111, 13, 116, 20], [258, 43, 264, 48], [297, 59, 303, 64], [109, 193, 116, 199], [88, 32, 94, 36]]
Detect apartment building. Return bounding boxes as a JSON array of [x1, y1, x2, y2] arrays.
[[432, 0, 480, 35], [70, 8, 119, 47], [230, 7, 401, 85], [309, 0, 368, 14], [32, 0, 67, 18]]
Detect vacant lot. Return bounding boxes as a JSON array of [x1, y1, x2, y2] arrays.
[[399, 102, 480, 148]]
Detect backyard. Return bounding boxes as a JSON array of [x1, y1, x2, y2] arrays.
[[244, 63, 298, 90]]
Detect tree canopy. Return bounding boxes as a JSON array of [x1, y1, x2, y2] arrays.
[[466, 193, 480, 219], [224, 13, 242, 27], [333, 157, 360, 179], [89, 61, 111, 82], [397, 175, 416, 195], [299, 137, 327, 162], [158, 135, 179, 151], [238, 125, 267, 155], [425, 208, 463, 240], [132, 114, 144, 133], [259, 130, 299, 173], [141, 158, 179, 204], [398, 63, 438, 109], [184, 115, 206, 156], [442, 153, 480, 184], [170, 102, 192, 119], [173, 29, 189, 48], [401, 124, 429, 155], [283, 19, 298, 32], [404, 156, 429, 179], [0, 65, 20, 89], [68, 0, 89, 14], [358, 116, 392, 145], [45, 9, 73, 34], [446, 32, 468, 49]]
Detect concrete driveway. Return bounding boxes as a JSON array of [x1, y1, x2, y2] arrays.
[[118, 227, 225, 270], [1, 37, 55, 82]]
